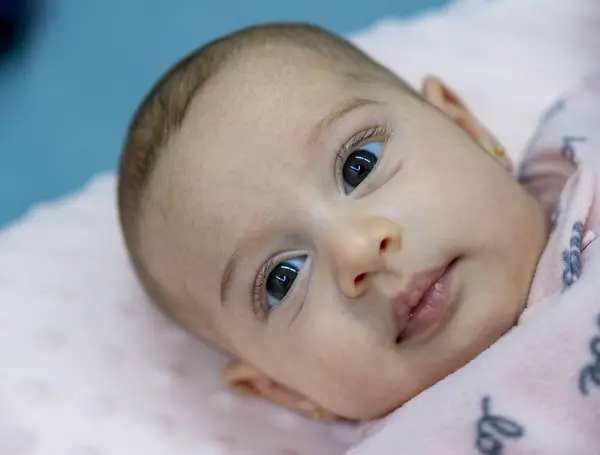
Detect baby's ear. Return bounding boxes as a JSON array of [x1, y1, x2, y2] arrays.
[[221, 360, 339, 421], [421, 76, 511, 170]]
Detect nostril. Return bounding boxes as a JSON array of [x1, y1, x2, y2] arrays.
[[380, 238, 389, 251], [354, 273, 367, 286]]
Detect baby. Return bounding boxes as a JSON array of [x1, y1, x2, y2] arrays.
[[117, 23, 600, 451]]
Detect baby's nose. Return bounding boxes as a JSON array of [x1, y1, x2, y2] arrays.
[[326, 215, 402, 298]]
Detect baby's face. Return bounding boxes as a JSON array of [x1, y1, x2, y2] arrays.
[[148, 52, 546, 419]]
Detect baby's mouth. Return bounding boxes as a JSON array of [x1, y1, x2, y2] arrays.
[[394, 258, 458, 343]]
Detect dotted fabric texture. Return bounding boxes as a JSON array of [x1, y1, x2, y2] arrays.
[[1, 0, 598, 454]]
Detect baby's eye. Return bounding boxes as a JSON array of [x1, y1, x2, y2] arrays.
[[265, 256, 307, 310], [342, 141, 383, 194]]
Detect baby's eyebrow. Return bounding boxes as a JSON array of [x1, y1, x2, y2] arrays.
[[308, 97, 381, 146]]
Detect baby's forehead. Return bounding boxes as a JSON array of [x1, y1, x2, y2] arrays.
[[172, 54, 370, 171], [186, 42, 396, 127], [198, 49, 364, 121]]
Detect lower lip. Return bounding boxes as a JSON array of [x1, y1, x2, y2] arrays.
[[398, 261, 457, 342]]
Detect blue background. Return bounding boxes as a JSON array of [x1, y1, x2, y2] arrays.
[[0, 0, 449, 227]]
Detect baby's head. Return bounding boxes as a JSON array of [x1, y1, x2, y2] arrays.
[[118, 23, 548, 420]]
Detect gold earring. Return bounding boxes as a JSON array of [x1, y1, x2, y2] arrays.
[[493, 144, 505, 158], [313, 406, 325, 420]]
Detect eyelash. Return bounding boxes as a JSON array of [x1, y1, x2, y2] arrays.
[[335, 123, 392, 184], [252, 123, 392, 317], [253, 256, 278, 317]]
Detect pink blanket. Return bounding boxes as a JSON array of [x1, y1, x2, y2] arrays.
[[347, 72, 600, 455]]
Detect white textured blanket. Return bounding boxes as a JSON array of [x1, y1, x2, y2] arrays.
[[1, 0, 598, 454]]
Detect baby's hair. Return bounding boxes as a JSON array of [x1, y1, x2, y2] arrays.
[[118, 22, 413, 318]]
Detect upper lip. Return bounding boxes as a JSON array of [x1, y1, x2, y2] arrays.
[[392, 261, 452, 340]]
